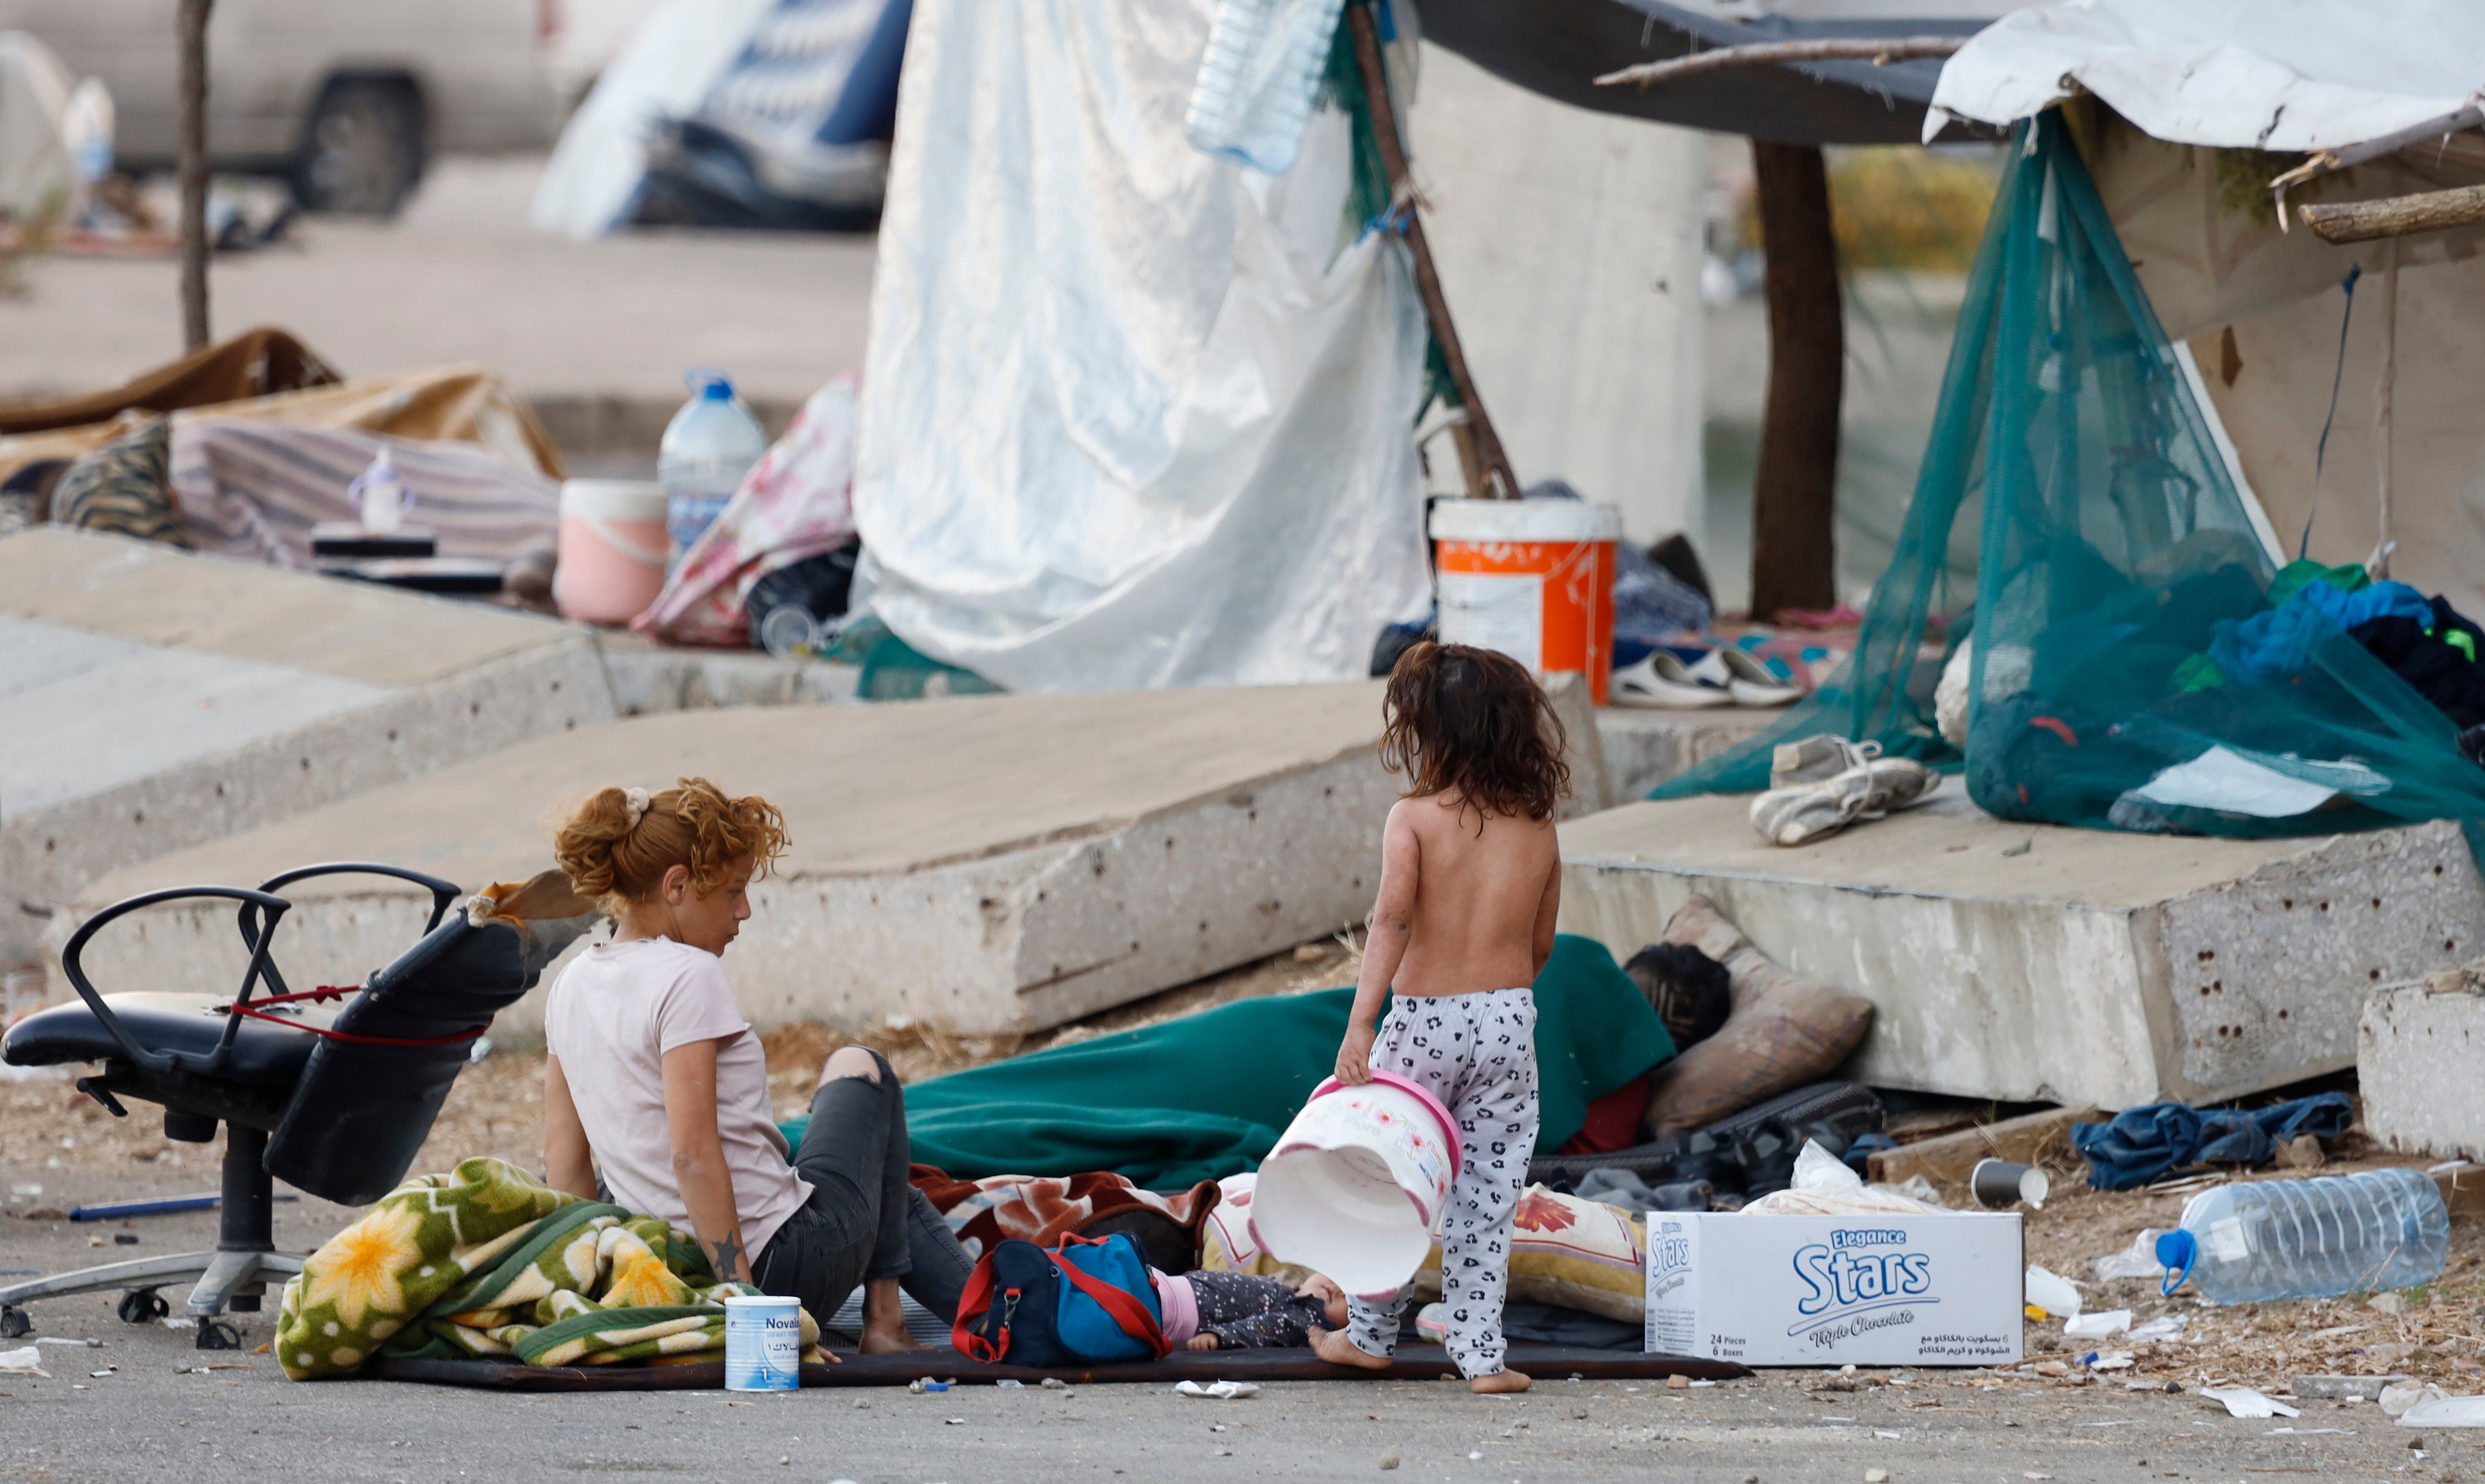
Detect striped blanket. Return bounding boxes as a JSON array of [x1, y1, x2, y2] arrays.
[[276, 1157, 816, 1380], [169, 423, 558, 570]]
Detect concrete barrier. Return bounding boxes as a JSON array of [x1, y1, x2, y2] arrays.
[[1559, 790, 2485, 1110], [2361, 966, 2485, 1162], [60, 683, 1400, 1041], [1, 528, 614, 917]]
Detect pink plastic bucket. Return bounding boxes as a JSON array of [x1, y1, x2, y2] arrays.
[[1249, 1072, 1462, 1298], [554, 479, 668, 625]]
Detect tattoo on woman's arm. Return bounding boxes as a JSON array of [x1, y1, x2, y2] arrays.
[[710, 1232, 744, 1279]]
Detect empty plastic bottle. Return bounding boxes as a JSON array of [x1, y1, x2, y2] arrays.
[[1184, 0, 1352, 175], [657, 369, 767, 568], [2155, 1168, 2448, 1304]]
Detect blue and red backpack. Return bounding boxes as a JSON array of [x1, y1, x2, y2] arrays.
[[951, 1230, 1171, 1366]]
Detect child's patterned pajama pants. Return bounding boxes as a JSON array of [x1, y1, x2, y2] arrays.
[[1343, 986, 1538, 1378]]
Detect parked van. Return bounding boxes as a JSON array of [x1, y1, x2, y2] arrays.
[[0, 0, 560, 214]]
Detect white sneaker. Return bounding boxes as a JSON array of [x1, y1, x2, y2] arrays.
[[1769, 734, 1882, 789], [1611, 651, 1733, 709], [1690, 646, 1805, 707], [1749, 768, 1876, 846], [1749, 757, 1941, 847]]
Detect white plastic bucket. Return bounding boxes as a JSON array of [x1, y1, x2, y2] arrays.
[[1250, 1072, 1461, 1299], [1430, 497, 1621, 704], [723, 1294, 802, 1391], [554, 479, 669, 625]]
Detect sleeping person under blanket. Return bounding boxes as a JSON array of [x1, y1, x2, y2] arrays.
[[1153, 1268, 1350, 1350]]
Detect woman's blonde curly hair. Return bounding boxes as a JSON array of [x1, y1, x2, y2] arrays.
[[550, 776, 790, 916]]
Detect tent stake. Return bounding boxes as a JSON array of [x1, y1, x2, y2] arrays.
[[1344, 1, 1518, 500]]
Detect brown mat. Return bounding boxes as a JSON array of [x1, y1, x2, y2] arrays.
[[0, 327, 339, 435], [371, 1344, 1747, 1392]]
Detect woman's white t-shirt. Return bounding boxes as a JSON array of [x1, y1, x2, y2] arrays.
[[543, 937, 810, 1259]]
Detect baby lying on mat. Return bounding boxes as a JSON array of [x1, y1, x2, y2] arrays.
[[1153, 1268, 1349, 1350]]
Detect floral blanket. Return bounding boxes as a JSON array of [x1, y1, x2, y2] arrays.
[[276, 1157, 816, 1379], [910, 1165, 1218, 1258]]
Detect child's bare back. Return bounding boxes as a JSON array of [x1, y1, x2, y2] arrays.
[[1376, 789, 1559, 1000]]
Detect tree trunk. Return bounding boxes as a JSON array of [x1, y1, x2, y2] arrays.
[[1748, 140, 1842, 618], [176, 0, 214, 352]]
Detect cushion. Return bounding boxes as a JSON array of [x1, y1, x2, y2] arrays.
[[1639, 894, 1874, 1141]]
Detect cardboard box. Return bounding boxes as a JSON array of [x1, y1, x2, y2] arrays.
[[1645, 1211, 2025, 1367]]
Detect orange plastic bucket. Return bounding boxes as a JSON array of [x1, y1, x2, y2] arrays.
[[1429, 497, 1620, 703]]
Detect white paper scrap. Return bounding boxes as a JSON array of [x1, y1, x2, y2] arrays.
[[2203, 1387, 2300, 1419]]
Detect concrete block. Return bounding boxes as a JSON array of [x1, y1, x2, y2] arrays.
[[1591, 708, 1773, 803], [594, 639, 861, 715], [1558, 790, 2485, 1110], [0, 528, 615, 912], [2360, 966, 2485, 1162], [59, 682, 1400, 1041]]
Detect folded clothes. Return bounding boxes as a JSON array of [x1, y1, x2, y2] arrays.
[[2069, 1093, 2355, 1191]]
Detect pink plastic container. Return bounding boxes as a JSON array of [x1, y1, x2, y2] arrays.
[[554, 479, 668, 625], [1249, 1071, 1462, 1298]]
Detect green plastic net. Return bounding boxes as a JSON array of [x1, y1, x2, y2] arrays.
[[1656, 113, 2485, 842]]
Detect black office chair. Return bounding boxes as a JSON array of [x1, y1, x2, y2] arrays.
[[0, 863, 593, 1348]]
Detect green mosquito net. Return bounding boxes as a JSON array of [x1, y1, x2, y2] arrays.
[[1656, 112, 2485, 841]]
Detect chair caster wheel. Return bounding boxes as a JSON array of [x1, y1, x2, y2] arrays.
[[117, 1288, 169, 1325], [0, 1306, 28, 1339], [196, 1318, 242, 1351]]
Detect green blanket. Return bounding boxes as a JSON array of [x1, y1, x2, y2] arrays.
[[785, 934, 1670, 1188], [276, 1157, 811, 1379]]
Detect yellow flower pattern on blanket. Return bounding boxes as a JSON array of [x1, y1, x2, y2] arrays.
[[298, 1203, 424, 1331], [275, 1157, 818, 1380]]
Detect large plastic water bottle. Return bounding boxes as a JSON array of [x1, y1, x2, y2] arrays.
[[657, 369, 767, 568], [2155, 1168, 2448, 1304], [1184, 0, 1352, 175]]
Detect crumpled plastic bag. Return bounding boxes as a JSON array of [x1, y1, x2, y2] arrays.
[[1743, 1140, 1948, 1216], [2092, 1229, 2165, 1281]]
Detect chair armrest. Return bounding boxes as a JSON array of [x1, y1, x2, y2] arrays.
[[61, 886, 294, 1076], [252, 863, 463, 932]]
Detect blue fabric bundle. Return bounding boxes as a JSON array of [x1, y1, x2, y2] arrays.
[[2069, 1093, 2355, 1191]]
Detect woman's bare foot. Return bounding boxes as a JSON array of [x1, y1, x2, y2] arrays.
[[856, 1276, 921, 1353], [858, 1325, 927, 1354], [1470, 1369, 1532, 1394], [1309, 1326, 1391, 1370]]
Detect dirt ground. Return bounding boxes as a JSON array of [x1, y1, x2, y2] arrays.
[[9, 925, 2481, 1408]]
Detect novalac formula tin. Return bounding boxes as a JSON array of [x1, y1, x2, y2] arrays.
[[725, 1294, 803, 1390]]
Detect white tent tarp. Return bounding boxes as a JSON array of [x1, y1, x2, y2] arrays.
[[1930, 0, 2485, 150], [850, 0, 1431, 692]]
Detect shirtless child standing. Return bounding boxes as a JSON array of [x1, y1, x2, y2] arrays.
[[1308, 642, 1567, 1395]]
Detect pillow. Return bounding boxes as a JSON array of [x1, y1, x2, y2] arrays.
[[1640, 894, 1874, 1140]]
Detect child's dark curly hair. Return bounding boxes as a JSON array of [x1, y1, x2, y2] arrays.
[[1378, 642, 1570, 823], [550, 777, 790, 916]]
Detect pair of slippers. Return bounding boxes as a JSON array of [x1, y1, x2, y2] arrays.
[[1611, 647, 1803, 709]]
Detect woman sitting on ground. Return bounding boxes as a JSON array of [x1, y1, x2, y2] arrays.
[[540, 777, 972, 1352]]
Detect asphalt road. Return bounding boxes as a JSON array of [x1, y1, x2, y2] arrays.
[[1, 1197, 2455, 1484]]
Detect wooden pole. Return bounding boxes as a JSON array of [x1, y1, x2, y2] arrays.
[[1748, 139, 1842, 618], [175, 0, 213, 352], [2300, 181, 2485, 244], [1596, 37, 1965, 91], [2372, 236, 2398, 580], [1344, 1, 1519, 500]]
